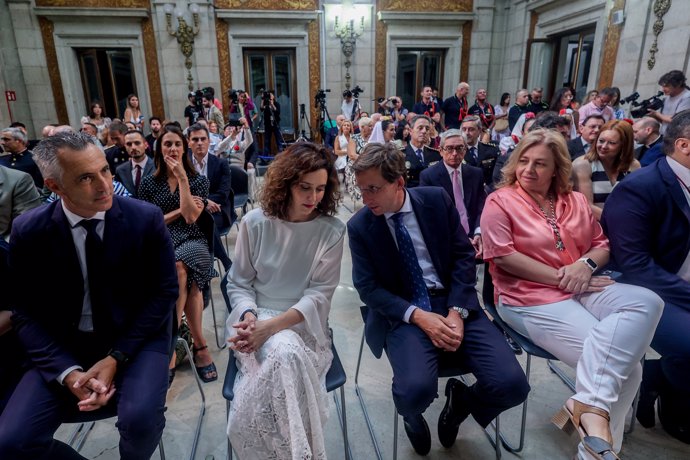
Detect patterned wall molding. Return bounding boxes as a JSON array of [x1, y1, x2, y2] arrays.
[[141, 16, 165, 118], [380, 0, 471, 12], [35, 0, 148, 8], [374, 18, 387, 100], [38, 16, 68, 124], [308, 19, 321, 141], [215, 18, 232, 111], [460, 21, 472, 82], [598, 0, 626, 88], [214, 0, 315, 10]]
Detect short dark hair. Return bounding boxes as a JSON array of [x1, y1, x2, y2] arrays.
[[598, 87, 617, 98], [410, 114, 431, 128], [9, 121, 26, 129], [81, 122, 98, 131], [582, 114, 606, 126], [352, 142, 407, 183], [530, 111, 571, 131], [663, 109, 690, 155], [109, 122, 128, 135], [125, 129, 147, 142], [149, 116, 162, 124], [659, 70, 687, 88], [188, 123, 209, 137]]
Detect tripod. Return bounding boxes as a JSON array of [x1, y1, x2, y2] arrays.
[[296, 103, 312, 142], [350, 97, 361, 122], [317, 101, 333, 144]]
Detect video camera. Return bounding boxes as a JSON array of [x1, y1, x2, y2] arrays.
[[314, 88, 330, 108], [228, 88, 242, 105], [260, 88, 274, 105], [351, 85, 364, 98], [193, 89, 204, 107], [621, 91, 665, 118]]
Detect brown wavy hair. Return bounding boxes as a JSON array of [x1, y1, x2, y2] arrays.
[[584, 119, 635, 174], [498, 128, 573, 195], [260, 142, 341, 219]]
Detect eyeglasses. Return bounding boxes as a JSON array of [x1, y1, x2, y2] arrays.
[[1, 138, 13, 142], [442, 145, 467, 153], [359, 182, 391, 196]]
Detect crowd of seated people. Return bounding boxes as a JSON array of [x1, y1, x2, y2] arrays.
[[2, 70, 690, 460]]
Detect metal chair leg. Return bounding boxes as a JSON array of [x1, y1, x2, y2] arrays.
[[354, 328, 384, 460], [333, 385, 352, 460], [158, 438, 166, 459], [210, 281, 227, 350], [226, 400, 233, 460], [68, 421, 95, 452], [547, 359, 575, 392], [178, 338, 206, 460], [393, 408, 398, 460]]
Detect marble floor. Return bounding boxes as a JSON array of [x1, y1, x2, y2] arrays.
[[56, 198, 689, 460]]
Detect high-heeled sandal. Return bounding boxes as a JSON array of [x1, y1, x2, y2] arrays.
[[192, 345, 218, 383], [552, 401, 620, 460]]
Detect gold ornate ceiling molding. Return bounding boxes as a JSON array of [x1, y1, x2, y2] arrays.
[[141, 16, 165, 118], [216, 18, 232, 112], [375, 19, 387, 100], [379, 0, 472, 12], [308, 19, 321, 141], [214, 0, 316, 10], [598, 0, 626, 87], [460, 21, 472, 82], [38, 17, 68, 125], [35, 0, 148, 8]]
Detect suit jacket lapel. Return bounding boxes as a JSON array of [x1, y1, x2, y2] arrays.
[[660, 158, 690, 225], [50, 203, 86, 323], [437, 165, 454, 203], [368, 214, 401, 268], [461, 166, 474, 208]]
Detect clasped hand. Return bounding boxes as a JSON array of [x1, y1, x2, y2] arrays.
[[557, 261, 614, 294], [64, 357, 118, 412], [412, 309, 463, 352], [228, 314, 272, 354]]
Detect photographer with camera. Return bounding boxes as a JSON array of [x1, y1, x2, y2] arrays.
[[184, 91, 205, 128], [203, 92, 224, 130], [260, 90, 284, 155], [342, 90, 355, 120], [646, 70, 690, 134]]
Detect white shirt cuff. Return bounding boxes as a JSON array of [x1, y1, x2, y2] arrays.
[[403, 305, 418, 324], [473, 227, 481, 236], [57, 365, 82, 385]]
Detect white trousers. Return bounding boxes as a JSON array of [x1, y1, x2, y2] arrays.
[[497, 282, 663, 457]]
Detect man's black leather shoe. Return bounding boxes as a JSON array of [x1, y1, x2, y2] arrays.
[[438, 378, 470, 448], [403, 414, 431, 455]]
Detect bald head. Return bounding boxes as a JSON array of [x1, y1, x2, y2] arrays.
[[456, 82, 470, 97], [632, 117, 660, 146]]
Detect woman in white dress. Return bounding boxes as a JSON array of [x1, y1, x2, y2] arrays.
[[225, 141, 345, 460]]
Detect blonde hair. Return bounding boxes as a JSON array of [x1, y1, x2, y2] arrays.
[[498, 128, 573, 195]]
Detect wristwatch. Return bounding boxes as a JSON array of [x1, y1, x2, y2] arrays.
[[449, 306, 471, 319], [107, 349, 129, 365], [240, 308, 259, 321], [578, 257, 598, 272]]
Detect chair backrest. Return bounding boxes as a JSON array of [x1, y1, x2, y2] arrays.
[[196, 209, 216, 256], [220, 269, 232, 314], [229, 165, 248, 196]]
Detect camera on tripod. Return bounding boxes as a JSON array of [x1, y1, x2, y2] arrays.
[[351, 85, 363, 99], [621, 91, 665, 118], [314, 88, 330, 108]]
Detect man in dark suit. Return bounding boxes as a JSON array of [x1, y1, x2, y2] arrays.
[[632, 117, 664, 166], [602, 110, 690, 444], [403, 115, 442, 187], [348, 143, 528, 455], [419, 129, 485, 256], [188, 123, 234, 271], [0, 132, 178, 459], [567, 114, 604, 161], [461, 115, 499, 188], [115, 130, 155, 198]]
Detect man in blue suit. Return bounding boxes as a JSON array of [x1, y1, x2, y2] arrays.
[[348, 143, 528, 455], [602, 110, 690, 443], [0, 132, 179, 459], [188, 123, 234, 271]]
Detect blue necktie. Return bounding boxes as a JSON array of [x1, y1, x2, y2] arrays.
[[391, 212, 431, 311], [416, 148, 425, 165]]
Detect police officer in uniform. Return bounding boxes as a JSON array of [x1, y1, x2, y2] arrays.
[[460, 115, 499, 189]]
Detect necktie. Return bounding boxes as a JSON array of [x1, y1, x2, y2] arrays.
[[583, 143, 590, 153], [134, 164, 142, 191], [79, 219, 105, 330], [391, 213, 431, 311], [416, 148, 425, 164], [470, 147, 477, 161], [452, 169, 470, 235]]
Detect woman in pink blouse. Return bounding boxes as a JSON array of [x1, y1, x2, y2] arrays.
[[481, 129, 663, 460]]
